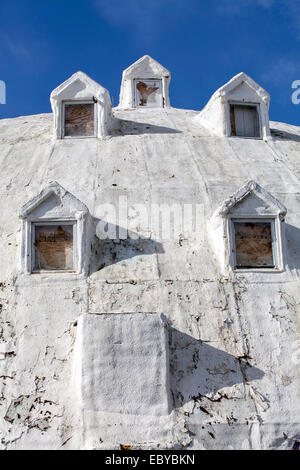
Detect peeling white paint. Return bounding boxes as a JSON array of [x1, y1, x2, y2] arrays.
[[0, 61, 300, 449], [50, 71, 114, 139], [196, 72, 271, 140], [119, 55, 171, 109]]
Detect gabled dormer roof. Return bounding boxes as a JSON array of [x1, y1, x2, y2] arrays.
[[119, 55, 171, 108], [122, 55, 170, 80], [50, 71, 113, 139], [50, 71, 110, 104], [20, 182, 89, 219], [211, 72, 270, 106], [196, 72, 271, 140], [214, 180, 287, 218]]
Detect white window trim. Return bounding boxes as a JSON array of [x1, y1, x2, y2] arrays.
[[61, 100, 97, 139], [228, 216, 284, 272], [133, 78, 163, 108], [31, 220, 77, 273], [226, 101, 262, 139], [20, 211, 87, 275]]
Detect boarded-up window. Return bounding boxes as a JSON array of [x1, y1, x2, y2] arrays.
[[230, 104, 260, 138], [233, 221, 275, 268], [33, 223, 75, 271], [134, 79, 162, 108], [63, 102, 95, 137]]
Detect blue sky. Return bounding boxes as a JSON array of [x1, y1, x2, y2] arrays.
[[0, 0, 299, 124]]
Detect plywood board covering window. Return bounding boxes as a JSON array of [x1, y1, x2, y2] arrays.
[[230, 103, 260, 138], [134, 79, 162, 107], [33, 223, 75, 271], [233, 220, 275, 268], [63, 102, 95, 137]]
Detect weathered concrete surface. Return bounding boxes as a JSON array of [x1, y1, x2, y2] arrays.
[[73, 313, 172, 449], [0, 102, 300, 449], [75, 313, 170, 416]]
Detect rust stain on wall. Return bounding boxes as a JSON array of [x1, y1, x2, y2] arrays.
[[230, 104, 237, 136], [234, 221, 274, 268], [64, 103, 94, 137], [136, 81, 159, 106], [34, 225, 74, 271]]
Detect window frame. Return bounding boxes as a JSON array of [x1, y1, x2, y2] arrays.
[[31, 220, 77, 274], [133, 78, 163, 108], [227, 101, 262, 139], [61, 100, 97, 139], [229, 216, 282, 272]]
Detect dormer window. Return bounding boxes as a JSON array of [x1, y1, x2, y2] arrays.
[[197, 73, 270, 140], [208, 181, 287, 275], [19, 182, 93, 276], [231, 219, 276, 269], [50, 71, 113, 139], [32, 222, 76, 272], [229, 103, 261, 138], [119, 55, 171, 109], [134, 79, 163, 108], [63, 101, 96, 138]]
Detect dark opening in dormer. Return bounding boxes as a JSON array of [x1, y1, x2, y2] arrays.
[[134, 79, 163, 107], [229, 103, 261, 138], [233, 220, 275, 269], [63, 101, 96, 138], [33, 222, 76, 272], [119, 55, 170, 108]]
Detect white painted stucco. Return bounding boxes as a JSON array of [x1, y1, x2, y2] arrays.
[[208, 181, 287, 275], [50, 71, 114, 139], [196, 72, 271, 140], [119, 55, 171, 109], [0, 59, 300, 450]]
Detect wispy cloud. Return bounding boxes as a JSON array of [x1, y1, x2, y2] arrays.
[[215, 0, 274, 14], [262, 58, 299, 87], [0, 32, 51, 72], [0, 1, 51, 71], [93, 0, 300, 47], [2, 37, 33, 62], [92, 0, 196, 44], [260, 58, 300, 108], [215, 0, 300, 41], [94, 0, 275, 45], [283, 0, 300, 40]]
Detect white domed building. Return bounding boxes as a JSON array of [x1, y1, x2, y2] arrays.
[[0, 55, 300, 450]]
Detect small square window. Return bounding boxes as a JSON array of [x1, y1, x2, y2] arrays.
[[232, 220, 275, 269], [32, 222, 76, 272], [229, 103, 261, 138], [63, 102, 95, 137], [134, 79, 163, 107]]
